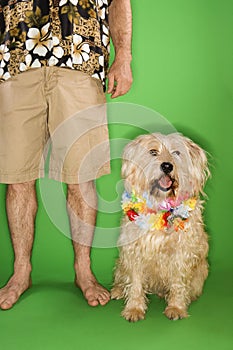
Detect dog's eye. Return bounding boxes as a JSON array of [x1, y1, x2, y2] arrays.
[[149, 149, 158, 156], [172, 150, 181, 156]]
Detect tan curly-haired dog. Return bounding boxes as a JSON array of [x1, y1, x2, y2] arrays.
[[111, 133, 210, 322]]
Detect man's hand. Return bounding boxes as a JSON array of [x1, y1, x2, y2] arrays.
[[107, 56, 133, 98]]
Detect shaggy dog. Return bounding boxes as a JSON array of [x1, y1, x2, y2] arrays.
[[111, 133, 210, 322]]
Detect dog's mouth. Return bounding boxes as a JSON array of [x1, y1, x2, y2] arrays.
[[158, 175, 173, 191], [151, 175, 174, 193]]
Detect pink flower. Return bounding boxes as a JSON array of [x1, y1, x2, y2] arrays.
[[167, 198, 181, 208], [158, 200, 171, 211]]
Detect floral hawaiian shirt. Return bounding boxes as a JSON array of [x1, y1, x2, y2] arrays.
[[0, 0, 112, 89]]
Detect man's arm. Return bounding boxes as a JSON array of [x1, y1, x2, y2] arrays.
[[108, 0, 133, 98]]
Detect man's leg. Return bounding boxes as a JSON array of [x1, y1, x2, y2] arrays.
[[0, 181, 37, 310], [67, 181, 110, 306]]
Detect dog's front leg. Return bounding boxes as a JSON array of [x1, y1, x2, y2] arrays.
[[121, 270, 148, 322], [164, 283, 190, 321]]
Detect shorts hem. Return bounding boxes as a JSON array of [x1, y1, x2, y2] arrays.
[[0, 169, 44, 184], [49, 166, 111, 184]]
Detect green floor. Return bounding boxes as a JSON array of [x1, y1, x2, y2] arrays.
[[0, 248, 232, 350]]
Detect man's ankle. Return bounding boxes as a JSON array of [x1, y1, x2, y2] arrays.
[[13, 261, 32, 275]]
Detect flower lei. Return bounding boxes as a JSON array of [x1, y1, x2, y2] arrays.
[[122, 190, 197, 232]]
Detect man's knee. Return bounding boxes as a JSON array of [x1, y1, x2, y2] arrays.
[[7, 180, 36, 194], [67, 181, 95, 196], [67, 181, 97, 211]]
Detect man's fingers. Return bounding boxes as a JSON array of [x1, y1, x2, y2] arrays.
[[111, 79, 132, 98], [111, 83, 122, 98], [107, 73, 115, 93]]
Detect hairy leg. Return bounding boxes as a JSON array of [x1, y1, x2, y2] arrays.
[[113, 250, 147, 322], [164, 283, 190, 320], [111, 264, 125, 300], [121, 272, 147, 322], [67, 181, 110, 306], [0, 181, 37, 310], [190, 260, 208, 301]]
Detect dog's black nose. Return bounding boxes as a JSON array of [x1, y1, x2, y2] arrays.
[[160, 162, 173, 174]]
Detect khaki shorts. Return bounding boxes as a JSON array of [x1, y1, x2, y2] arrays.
[[0, 67, 110, 184]]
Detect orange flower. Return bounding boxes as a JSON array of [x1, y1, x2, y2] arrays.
[[173, 218, 186, 231]]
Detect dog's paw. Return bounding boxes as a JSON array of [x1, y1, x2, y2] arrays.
[[164, 306, 188, 321], [111, 286, 124, 300], [121, 308, 145, 322]]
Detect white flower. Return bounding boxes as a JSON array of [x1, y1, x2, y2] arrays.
[[91, 73, 100, 80], [98, 7, 105, 19], [102, 24, 109, 47], [99, 55, 104, 67], [135, 214, 152, 230], [48, 36, 64, 66], [19, 54, 41, 71], [66, 58, 73, 68], [19, 54, 31, 71], [0, 45, 10, 67], [72, 34, 90, 64], [26, 23, 52, 56], [98, 0, 108, 6], [99, 71, 104, 81], [59, 0, 78, 6], [53, 46, 63, 58], [0, 60, 5, 68], [173, 204, 190, 219], [0, 67, 11, 80]]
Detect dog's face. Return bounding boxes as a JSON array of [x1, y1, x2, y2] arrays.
[[122, 133, 209, 199]]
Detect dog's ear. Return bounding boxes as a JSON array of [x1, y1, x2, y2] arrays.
[[183, 137, 210, 196]]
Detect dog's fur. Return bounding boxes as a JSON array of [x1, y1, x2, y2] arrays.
[[111, 133, 210, 321]]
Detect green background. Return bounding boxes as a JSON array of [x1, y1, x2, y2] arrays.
[[0, 0, 233, 349]]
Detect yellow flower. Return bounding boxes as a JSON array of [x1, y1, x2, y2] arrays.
[[184, 198, 197, 210], [122, 204, 131, 212], [132, 202, 145, 212], [122, 201, 145, 215], [150, 213, 165, 230]]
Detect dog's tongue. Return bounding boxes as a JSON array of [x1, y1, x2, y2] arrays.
[[159, 175, 172, 189]]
